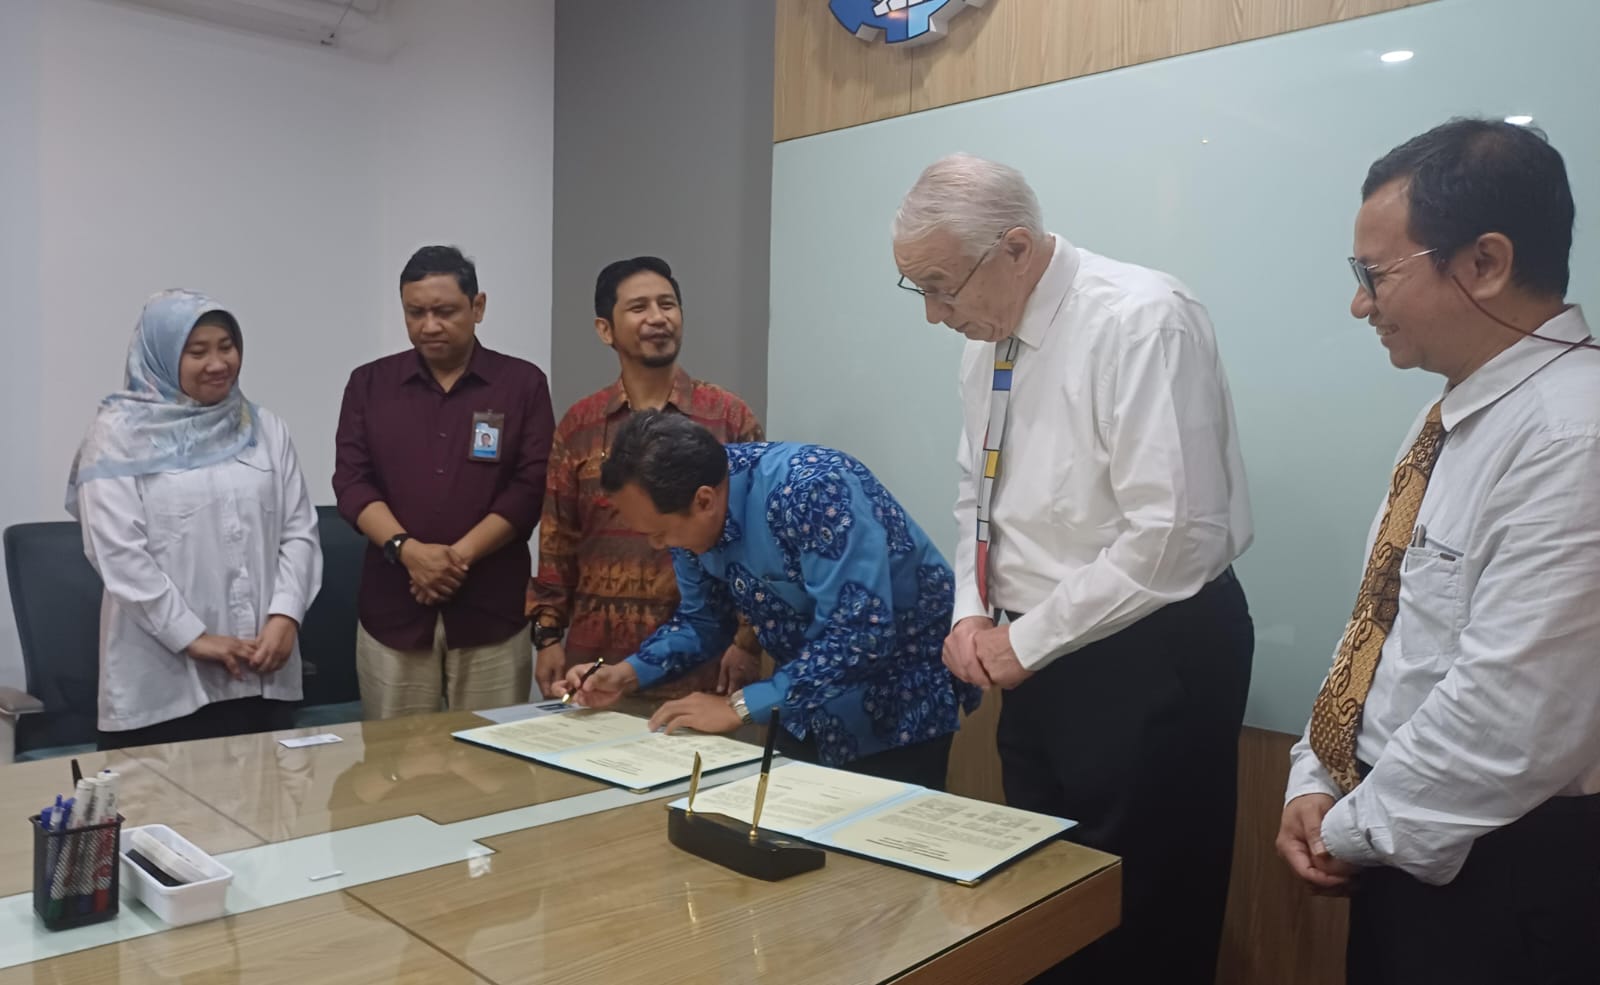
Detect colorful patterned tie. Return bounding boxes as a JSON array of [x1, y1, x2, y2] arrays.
[[975, 338, 1021, 611], [1310, 402, 1446, 793]]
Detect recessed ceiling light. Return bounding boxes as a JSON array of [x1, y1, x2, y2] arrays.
[[1380, 50, 1414, 63], [1505, 115, 1534, 126]]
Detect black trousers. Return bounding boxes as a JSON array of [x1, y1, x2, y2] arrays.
[[1347, 791, 1600, 985], [1001, 569, 1253, 985], [97, 697, 297, 751], [779, 731, 954, 791]]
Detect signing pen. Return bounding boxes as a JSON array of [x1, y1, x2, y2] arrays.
[[749, 709, 781, 843], [561, 657, 606, 705]]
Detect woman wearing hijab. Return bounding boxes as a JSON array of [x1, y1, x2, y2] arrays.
[[68, 290, 322, 750]]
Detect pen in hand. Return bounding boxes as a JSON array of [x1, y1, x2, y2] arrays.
[[561, 657, 606, 705]]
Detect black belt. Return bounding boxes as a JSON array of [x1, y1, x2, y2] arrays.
[[997, 565, 1238, 623]]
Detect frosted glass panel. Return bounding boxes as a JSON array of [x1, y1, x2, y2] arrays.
[[768, 0, 1600, 733]]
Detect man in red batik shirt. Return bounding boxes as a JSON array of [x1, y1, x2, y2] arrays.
[[528, 257, 764, 700]]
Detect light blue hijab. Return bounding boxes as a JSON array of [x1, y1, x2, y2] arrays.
[[65, 290, 258, 516]]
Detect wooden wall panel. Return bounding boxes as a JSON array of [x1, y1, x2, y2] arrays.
[[1216, 726, 1351, 985], [945, 689, 1005, 804], [773, 0, 910, 142], [775, 0, 1437, 141]]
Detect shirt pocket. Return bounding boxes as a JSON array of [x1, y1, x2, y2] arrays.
[[142, 470, 214, 551], [232, 447, 279, 514], [1397, 543, 1466, 661]]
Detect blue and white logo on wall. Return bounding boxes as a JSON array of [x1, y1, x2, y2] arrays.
[[829, 0, 989, 46]]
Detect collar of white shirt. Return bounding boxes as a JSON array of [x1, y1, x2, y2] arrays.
[[1011, 234, 1081, 350], [1441, 305, 1592, 432]]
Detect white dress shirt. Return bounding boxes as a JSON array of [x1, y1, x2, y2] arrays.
[[77, 408, 322, 731], [1287, 307, 1600, 886], [954, 235, 1253, 668]]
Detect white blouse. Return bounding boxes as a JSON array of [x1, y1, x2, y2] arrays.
[[76, 407, 322, 731]]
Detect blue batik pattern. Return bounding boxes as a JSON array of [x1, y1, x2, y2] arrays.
[[864, 564, 981, 744], [766, 447, 857, 581], [628, 549, 739, 680], [717, 514, 743, 550], [627, 443, 970, 767], [785, 580, 895, 713], [846, 462, 915, 556], [808, 711, 861, 767], [724, 561, 809, 657], [726, 442, 770, 478]]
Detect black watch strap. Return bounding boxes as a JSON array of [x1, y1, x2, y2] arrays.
[[383, 532, 411, 565], [533, 624, 565, 650]]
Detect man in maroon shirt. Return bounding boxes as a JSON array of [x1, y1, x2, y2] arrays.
[[333, 245, 554, 719]]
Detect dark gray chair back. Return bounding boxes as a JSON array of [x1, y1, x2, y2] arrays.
[[5, 507, 368, 758], [298, 505, 364, 710], [3, 522, 102, 756]]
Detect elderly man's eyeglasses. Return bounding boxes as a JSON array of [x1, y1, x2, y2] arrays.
[[1348, 248, 1437, 298], [898, 234, 1005, 305]]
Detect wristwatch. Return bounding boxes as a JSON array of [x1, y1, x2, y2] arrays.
[[728, 689, 752, 724], [382, 532, 411, 566], [533, 624, 564, 650]]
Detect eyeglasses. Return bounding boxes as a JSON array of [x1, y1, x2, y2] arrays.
[[898, 233, 1005, 305], [1348, 248, 1437, 298]]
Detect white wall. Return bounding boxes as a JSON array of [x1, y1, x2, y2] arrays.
[[0, 0, 554, 689], [377, 0, 554, 373]]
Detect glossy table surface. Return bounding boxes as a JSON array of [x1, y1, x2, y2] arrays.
[[1, 708, 1119, 984]]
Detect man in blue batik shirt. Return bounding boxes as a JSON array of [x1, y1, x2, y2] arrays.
[[557, 410, 978, 788]]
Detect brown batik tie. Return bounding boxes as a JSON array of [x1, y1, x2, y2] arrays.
[[1309, 402, 1446, 794]]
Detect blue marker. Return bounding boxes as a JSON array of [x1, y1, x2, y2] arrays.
[[40, 805, 57, 912], [45, 797, 74, 922]]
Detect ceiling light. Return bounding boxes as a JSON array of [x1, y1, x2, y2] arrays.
[[1505, 115, 1534, 126], [1380, 50, 1414, 64]]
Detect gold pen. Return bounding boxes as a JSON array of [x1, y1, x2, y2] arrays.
[[561, 657, 606, 705], [685, 752, 703, 817], [748, 709, 780, 842]]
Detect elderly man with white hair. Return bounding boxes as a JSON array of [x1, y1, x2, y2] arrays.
[[892, 153, 1255, 985]]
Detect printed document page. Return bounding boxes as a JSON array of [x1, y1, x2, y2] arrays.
[[678, 762, 910, 837], [455, 709, 649, 756], [826, 793, 1069, 881], [552, 731, 763, 789]]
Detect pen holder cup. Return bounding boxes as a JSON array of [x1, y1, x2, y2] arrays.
[[30, 813, 124, 931]]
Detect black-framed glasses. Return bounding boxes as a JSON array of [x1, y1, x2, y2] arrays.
[[1348, 248, 1437, 298], [898, 233, 1006, 304]]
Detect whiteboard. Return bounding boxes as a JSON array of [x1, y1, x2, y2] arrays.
[[767, 0, 1600, 732]]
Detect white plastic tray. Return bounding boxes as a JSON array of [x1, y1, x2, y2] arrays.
[[118, 824, 233, 927]]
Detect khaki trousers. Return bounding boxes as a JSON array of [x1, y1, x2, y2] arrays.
[[355, 618, 533, 720]]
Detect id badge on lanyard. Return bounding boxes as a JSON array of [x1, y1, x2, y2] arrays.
[[470, 411, 505, 462]]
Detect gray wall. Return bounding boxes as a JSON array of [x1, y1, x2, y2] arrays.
[[550, 0, 774, 421]]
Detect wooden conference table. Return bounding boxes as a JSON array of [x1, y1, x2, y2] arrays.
[[0, 708, 1120, 984]]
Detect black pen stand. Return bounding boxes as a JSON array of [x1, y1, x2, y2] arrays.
[[667, 807, 825, 881], [31, 813, 124, 931]]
